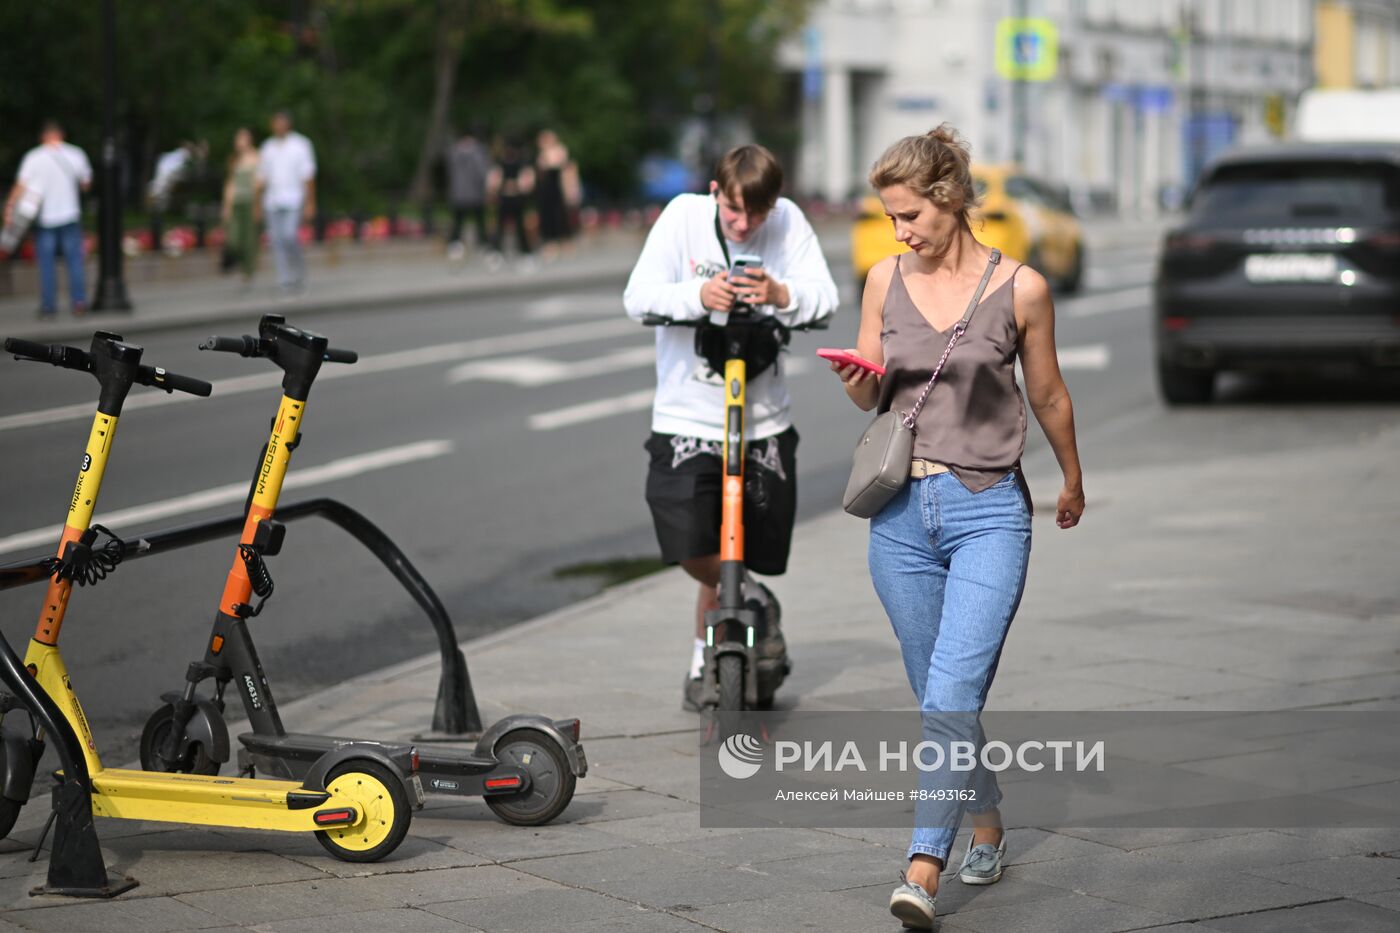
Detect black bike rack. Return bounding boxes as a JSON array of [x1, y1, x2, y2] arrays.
[[0, 496, 483, 735]]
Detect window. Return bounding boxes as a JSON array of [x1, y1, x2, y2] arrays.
[[1193, 161, 1400, 223]]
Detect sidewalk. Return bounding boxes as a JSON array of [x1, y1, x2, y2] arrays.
[[0, 231, 647, 343], [1, 410, 1396, 930]]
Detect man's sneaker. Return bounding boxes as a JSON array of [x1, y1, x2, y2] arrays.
[[888, 872, 937, 929], [682, 673, 705, 712], [958, 834, 1006, 885]]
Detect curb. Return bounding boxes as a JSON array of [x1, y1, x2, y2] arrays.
[[2, 260, 639, 342]]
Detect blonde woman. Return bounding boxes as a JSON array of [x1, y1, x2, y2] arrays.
[[827, 125, 1084, 929]]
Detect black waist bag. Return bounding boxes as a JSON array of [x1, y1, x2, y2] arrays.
[[695, 314, 791, 379]]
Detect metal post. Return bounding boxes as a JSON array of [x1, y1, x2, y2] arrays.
[[92, 0, 130, 312], [1012, 0, 1028, 167]]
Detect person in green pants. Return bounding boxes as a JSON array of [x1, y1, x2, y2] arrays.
[[221, 127, 260, 285]]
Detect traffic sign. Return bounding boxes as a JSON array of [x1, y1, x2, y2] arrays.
[[995, 18, 1058, 82]]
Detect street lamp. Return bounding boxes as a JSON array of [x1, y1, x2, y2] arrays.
[[92, 0, 130, 312]]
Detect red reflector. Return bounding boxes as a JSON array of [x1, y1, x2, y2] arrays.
[[1165, 233, 1217, 252], [1367, 232, 1400, 248], [210, 635, 224, 654], [313, 808, 356, 825], [1163, 316, 1191, 331], [411, 748, 421, 772], [485, 776, 523, 790]]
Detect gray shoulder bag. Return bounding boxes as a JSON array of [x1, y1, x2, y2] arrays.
[[842, 249, 1001, 518]]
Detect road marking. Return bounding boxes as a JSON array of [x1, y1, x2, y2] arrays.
[[523, 294, 625, 320], [0, 317, 638, 434], [446, 345, 655, 386], [0, 439, 453, 557], [1064, 286, 1151, 318], [1057, 343, 1111, 370], [526, 355, 817, 430], [529, 389, 655, 431]]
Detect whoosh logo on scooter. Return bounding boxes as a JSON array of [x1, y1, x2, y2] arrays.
[[257, 437, 280, 497]]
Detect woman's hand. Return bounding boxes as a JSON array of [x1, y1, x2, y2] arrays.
[[828, 350, 875, 386], [732, 267, 789, 308], [1055, 483, 1084, 529]]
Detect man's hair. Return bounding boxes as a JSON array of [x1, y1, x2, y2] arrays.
[[714, 145, 784, 214], [868, 124, 980, 225], [272, 110, 293, 125], [40, 120, 62, 137]]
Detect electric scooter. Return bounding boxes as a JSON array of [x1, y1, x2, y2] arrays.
[[141, 315, 584, 827], [0, 333, 420, 862], [641, 309, 826, 715]]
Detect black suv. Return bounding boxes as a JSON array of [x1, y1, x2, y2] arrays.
[[1154, 143, 1400, 404]]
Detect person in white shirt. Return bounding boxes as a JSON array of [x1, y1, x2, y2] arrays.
[[257, 111, 316, 291], [623, 144, 838, 710], [4, 121, 93, 317]]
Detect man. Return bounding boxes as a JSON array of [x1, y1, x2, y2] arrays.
[[4, 121, 92, 318], [623, 144, 838, 709], [257, 111, 316, 293], [446, 127, 491, 260]]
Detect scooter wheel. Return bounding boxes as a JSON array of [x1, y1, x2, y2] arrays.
[[717, 654, 744, 712], [315, 759, 412, 862], [485, 729, 576, 827], [139, 704, 219, 775]]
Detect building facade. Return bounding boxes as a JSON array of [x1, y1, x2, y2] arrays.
[[781, 0, 1400, 213]]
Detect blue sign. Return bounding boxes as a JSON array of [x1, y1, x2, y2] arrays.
[[802, 27, 822, 101]]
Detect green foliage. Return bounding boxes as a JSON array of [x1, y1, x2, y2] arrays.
[[0, 0, 812, 208]]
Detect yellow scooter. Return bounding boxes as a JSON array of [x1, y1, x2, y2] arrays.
[[0, 333, 420, 883]]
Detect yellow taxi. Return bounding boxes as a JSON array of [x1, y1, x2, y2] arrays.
[[851, 164, 1085, 292]]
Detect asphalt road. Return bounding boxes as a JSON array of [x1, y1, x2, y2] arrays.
[[2, 222, 1395, 764]]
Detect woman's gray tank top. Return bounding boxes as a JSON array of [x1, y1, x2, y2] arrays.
[[877, 254, 1027, 493]]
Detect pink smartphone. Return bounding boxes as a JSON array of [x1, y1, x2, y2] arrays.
[[817, 348, 886, 376]]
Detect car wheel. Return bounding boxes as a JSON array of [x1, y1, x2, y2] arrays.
[[1158, 360, 1215, 405]]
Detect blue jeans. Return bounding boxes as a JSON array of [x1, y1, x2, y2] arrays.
[[266, 206, 305, 288], [34, 222, 86, 313], [868, 471, 1031, 863]]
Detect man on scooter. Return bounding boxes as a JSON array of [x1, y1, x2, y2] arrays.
[[623, 144, 838, 710]]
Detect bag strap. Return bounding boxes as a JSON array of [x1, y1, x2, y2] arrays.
[[712, 202, 731, 267], [901, 248, 1001, 430]]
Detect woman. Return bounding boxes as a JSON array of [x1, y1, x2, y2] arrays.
[[534, 128, 579, 259], [221, 128, 260, 285], [487, 136, 535, 262], [827, 125, 1084, 930]]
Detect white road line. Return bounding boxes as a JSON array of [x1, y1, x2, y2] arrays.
[[446, 345, 655, 386], [523, 295, 626, 320], [0, 317, 638, 434], [529, 389, 655, 431], [1064, 285, 1152, 318], [1056, 343, 1111, 370], [0, 439, 453, 557]]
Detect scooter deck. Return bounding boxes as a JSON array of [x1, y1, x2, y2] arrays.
[[90, 767, 340, 832], [239, 732, 522, 797]]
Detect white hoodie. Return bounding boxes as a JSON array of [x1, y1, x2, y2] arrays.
[[623, 193, 838, 440]]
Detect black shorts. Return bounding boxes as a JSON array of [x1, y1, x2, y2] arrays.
[[644, 428, 799, 576]]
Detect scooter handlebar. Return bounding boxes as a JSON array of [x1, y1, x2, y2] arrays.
[[323, 347, 358, 364], [137, 364, 213, 397], [4, 337, 90, 370], [200, 334, 261, 357], [638, 312, 829, 332]]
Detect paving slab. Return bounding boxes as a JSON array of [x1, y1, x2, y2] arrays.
[[7, 896, 227, 932], [1241, 852, 1400, 896], [928, 892, 1185, 933], [251, 906, 481, 932], [422, 886, 640, 930], [173, 877, 401, 925], [1199, 897, 1400, 932]]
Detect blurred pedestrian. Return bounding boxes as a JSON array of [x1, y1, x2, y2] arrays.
[[3, 120, 92, 318], [826, 124, 1084, 931], [221, 128, 260, 285], [445, 126, 491, 260], [534, 128, 579, 260], [147, 139, 207, 253], [487, 136, 534, 265], [257, 111, 316, 293]]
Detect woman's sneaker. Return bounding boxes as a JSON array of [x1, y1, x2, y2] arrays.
[[958, 834, 1007, 885], [888, 872, 937, 929]]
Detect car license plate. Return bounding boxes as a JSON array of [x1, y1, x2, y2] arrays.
[[1243, 253, 1338, 283]]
